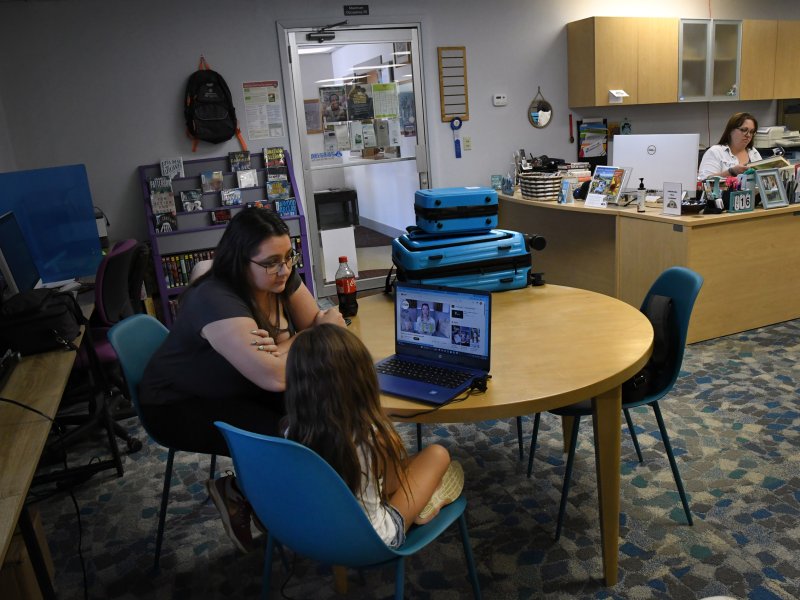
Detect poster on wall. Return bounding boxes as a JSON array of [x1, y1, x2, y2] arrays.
[[242, 80, 285, 139], [320, 86, 348, 124], [304, 99, 322, 134], [372, 82, 399, 119], [346, 84, 374, 120]]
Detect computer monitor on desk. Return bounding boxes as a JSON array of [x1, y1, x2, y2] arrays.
[[612, 133, 701, 196], [0, 211, 76, 299]]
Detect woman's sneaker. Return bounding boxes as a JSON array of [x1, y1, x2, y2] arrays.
[[417, 460, 464, 523], [206, 473, 254, 553]]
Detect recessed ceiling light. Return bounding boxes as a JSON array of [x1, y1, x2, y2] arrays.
[[298, 46, 334, 55]]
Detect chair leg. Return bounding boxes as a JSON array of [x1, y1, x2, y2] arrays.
[[651, 403, 693, 526], [458, 512, 483, 599], [515, 416, 524, 460], [394, 556, 406, 600], [526, 413, 541, 478], [209, 454, 217, 480], [416, 423, 422, 452], [154, 448, 175, 573], [262, 534, 275, 600], [623, 408, 643, 463], [555, 416, 581, 541]]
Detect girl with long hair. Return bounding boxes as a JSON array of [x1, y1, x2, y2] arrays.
[[284, 324, 464, 546]]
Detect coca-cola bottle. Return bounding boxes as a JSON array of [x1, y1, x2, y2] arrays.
[[335, 256, 358, 317]]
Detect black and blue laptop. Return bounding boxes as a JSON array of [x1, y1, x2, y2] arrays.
[[375, 282, 491, 405]]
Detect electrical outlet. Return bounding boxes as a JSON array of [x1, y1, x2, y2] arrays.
[[463, 136, 472, 150]]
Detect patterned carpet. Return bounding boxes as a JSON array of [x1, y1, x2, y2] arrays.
[[32, 318, 799, 599]]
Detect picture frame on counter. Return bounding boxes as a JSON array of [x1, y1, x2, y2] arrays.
[[755, 169, 789, 209]]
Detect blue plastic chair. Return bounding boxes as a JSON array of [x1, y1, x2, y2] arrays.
[[527, 266, 703, 539], [108, 314, 217, 571], [215, 421, 482, 600]]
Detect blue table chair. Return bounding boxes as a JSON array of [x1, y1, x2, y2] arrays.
[[108, 313, 217, 571], [215, 421, 482, 599], [527, 266, 703, 539]]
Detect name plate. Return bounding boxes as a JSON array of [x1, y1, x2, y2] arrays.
[[729, 189, 754, 213]]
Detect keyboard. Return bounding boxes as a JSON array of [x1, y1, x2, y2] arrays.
[[376, 357, 473, 389]]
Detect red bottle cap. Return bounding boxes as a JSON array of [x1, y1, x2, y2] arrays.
[[338, 256, 348, 262]]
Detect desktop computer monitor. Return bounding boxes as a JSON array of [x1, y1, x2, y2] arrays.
[[0, 211, 44, 298], [611, 133, 701, 195]]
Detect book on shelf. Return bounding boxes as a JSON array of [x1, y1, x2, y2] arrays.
[[201, 170, 224, 193], [264, 146, 287, 170], [160, 157, 185, 180], [236, 169, 258, 189], [228, 150, 251, 172], [161, 249, 215, 288], [153, 212, 178, 233], [245, 200, 272, 209], [149, 176, 176, 214], [274, 198, 298, 216], [210, 208, 232, 225], [266, 175, 292, 201], [180, 189, 203, 212], [221, 188, 242, 206]]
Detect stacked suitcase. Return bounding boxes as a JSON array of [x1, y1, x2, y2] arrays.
[[392, 187, 537, 292]]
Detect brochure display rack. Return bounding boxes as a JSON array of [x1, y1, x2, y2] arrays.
[[138, 150, 312, 326]]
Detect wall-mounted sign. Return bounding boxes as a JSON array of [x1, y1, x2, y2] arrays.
[[344, 5, 369, 16]]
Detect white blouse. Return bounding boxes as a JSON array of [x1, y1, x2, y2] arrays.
[[697, 144, 762, 180], [356, 446, 400, 545]]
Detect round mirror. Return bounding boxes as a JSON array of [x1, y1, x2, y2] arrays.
[[528, 87, 552, 129]]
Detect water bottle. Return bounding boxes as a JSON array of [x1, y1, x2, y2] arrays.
[[335, 256, 358, 317]]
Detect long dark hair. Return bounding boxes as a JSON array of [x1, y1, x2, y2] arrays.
[[284, 325, 409, 503], [718, 112, 758, 149], [191, 208, 289, 328]]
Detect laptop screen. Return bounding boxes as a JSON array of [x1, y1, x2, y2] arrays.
[[394, 282, 491, 371]]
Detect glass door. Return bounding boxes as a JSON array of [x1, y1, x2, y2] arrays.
[[280, 24, 429, 298], [680, 19, 741, 101]]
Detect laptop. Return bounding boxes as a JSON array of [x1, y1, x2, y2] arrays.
[[375, 282, 492, 404]]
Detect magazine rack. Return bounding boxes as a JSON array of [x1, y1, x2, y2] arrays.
[[138, 150, 313, 327]]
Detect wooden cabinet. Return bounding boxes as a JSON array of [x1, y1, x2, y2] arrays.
[[138, 150, 313, 326], [739, 20, 777, 100], [679, 19, 741, 102], [638, 19, 679, 104], [568, 17, 678, 107], [774, 20, 800, 98]]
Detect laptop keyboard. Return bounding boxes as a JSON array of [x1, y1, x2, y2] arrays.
[[376, 357, 473, 389]]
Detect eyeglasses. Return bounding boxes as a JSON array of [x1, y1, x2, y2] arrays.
[[250, 251, 300, 275], [736, 127, 756, 136]]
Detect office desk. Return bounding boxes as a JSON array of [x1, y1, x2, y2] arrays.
[[0, 300, 97, 598], [499, 192, 800, 342], [348, 285, 653, 585]]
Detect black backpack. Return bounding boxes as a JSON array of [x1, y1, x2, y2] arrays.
[[622, 294, 679, 403], [184, 57, 247, 151]]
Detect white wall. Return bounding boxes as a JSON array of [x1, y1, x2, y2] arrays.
[[0, 0, 798, 244]]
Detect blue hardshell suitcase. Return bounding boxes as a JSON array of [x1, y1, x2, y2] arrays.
[[392, 228, 532, 292], [414, 187, 498, 233]]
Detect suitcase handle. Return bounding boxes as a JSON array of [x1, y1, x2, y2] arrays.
[[427, 254, 444, 261], [498, 244, 512, 251]]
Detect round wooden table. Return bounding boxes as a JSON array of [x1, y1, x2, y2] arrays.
[[348, 284, 653, 585]]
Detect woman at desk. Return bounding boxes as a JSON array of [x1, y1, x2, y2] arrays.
[[697, 112, 762, 180], [139, 208, 345, 552]]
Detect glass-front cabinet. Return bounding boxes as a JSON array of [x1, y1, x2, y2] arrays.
[[679, 19, 741, 101]]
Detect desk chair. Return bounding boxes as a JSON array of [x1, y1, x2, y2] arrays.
[[527, 266, 703, 539], [215, 422, 482, 600], [108, 314, 217, 571], [48, 240, 148, 464]]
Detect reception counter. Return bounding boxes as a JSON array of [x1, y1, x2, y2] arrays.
[[499, 192, 800, 343]]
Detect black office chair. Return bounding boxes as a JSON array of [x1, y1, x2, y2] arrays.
[[47, 240, 149, 462]]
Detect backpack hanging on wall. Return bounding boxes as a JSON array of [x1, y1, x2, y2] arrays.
[[184, 55, 247, 152]]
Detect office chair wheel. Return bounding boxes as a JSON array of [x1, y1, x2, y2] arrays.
[[126, 436, 143, 453]]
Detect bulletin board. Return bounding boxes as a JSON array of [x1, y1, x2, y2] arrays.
[[438, 46, 469, 122]]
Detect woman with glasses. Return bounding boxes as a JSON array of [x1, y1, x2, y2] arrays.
[[139, 207, 346, 552], [697, 112, 762, 180]]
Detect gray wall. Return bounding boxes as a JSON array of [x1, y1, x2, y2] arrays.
[[0, 0, 797, 244]]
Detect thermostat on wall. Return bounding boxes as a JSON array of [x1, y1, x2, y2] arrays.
[[492, 93, 508, 107]]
